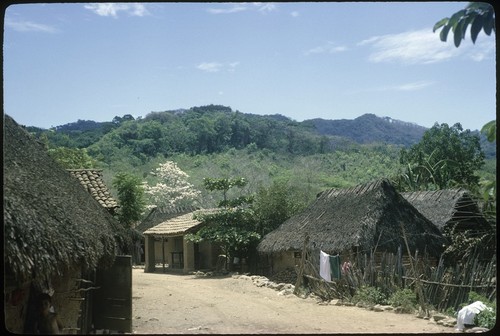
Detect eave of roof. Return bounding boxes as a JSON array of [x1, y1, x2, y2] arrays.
[[143, 208, 219, 237]]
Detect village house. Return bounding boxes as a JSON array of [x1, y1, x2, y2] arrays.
[[401, 189, 492, 236], [257, 179, 446, 277], [142, 208, 222, 273], [4, 115, 132, 334], [401, 189, 494, 262]]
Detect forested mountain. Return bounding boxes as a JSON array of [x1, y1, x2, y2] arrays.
[[26, 105, 494, 163], [304, 114, 427, 146], [25, 105, 495, 166]]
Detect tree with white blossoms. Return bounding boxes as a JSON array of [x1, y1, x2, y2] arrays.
[[144, 161, 201, 210]]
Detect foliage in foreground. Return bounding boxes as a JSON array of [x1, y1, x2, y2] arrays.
[[388, 289, 417, 313], [351, 286, 388, 306], [186, 178, 261, 266], [112, 172, 146, 227]]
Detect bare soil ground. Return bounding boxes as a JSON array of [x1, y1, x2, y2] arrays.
[[131, 268, 455, 334]]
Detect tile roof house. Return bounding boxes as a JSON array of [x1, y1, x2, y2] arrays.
[[136, 205, 199, 233], [143, 209, 221, 273]]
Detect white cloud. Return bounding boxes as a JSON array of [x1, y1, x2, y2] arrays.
[[345, 80, 435, 95], [465, 39, 496, 62], [305, 41, 348, 55], [207, 2, 277, 14], [84, 3, 149, 18], [197, 62, 223, 72], [290, 11, 299, 17], [357, 29, 474, 64], [380, 81, 435, 92], [207, 4, 247, 14], [253, 3, 277, 13], [197, 61, 240, 73], [5, 18, 58, 33]]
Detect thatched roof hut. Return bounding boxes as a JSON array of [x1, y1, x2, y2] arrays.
[[401, 189, 492, 235], [3, 115, 128, 286], [257, 179, 445, 257]]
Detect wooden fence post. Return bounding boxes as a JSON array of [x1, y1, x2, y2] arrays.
[[400, 223, 429, 317], [294, 235, 309, 295]]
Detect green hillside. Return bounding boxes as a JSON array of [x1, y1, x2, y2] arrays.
[[22, 104, 495, 210]]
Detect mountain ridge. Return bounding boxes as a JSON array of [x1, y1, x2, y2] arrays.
[[22, 105, 495, 158]]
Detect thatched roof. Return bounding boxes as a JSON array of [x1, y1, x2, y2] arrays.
[[136, 205, 199, 233], [67, 169, 118, 210], [257, 179, 445, 257], [3, 115, 127, 285], [401, 189, 491, 234], [143, 208, 219, 238]]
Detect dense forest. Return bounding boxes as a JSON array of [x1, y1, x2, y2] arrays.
[[24, 104, 496, 208]]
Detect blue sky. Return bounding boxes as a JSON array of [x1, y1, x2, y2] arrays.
[[3, 2, 496, 131]]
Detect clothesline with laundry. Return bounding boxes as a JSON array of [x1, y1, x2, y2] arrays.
[[319, 250, 349, 281]]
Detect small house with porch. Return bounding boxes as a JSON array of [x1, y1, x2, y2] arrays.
[[143, 209, 221, 273]]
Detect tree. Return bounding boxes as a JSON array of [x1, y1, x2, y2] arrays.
[[143, 161, 201, 209], [433, 2, 495, 47], [112, 172, 146, 228], [481, 120, 496, 142], [433, 2, 496, 228], [47, 147, 98, 169], [253, 180, 307, 236], [398, 123, 485, 190], [185, 177, 260, 270]]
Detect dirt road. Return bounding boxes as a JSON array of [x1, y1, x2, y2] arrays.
[[131, 269, 454, 334]]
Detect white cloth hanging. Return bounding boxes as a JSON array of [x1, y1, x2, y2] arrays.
[[319, 250, 331, 281], [456, 301, 489, 331]]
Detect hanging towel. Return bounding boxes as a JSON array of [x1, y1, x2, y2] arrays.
[[319, 250, 331, 281], [329, 254, 341, 280]]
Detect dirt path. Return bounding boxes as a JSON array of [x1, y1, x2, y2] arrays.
[[131, 269, 455, 334]]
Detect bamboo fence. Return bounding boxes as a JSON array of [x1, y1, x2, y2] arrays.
[[294, 236, 496, 312]]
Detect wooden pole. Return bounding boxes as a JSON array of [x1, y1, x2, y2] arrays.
[[400, 223, 428, 317], [162, 237, 166, 272], [294, 235, 309, 295]]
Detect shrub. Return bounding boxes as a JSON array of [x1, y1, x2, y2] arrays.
[[352, 286, 388, 305], [389, 289, 417, 313], [475, 306, 496, 329], [468, 291, 492, 304]]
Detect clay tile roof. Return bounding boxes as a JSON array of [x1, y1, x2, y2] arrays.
[[67, 169, 118, 209], [136, 205, 200, 233], [143, 208, 219, 237]]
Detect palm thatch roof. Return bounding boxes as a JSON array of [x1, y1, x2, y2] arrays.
[[143, 208, 219, 238], [401, 189, 491, 234], [67, 169, 118, 211], [136, 205, 199, 233], [257, 179, 445, 257], [3, 115, 128, 286]]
